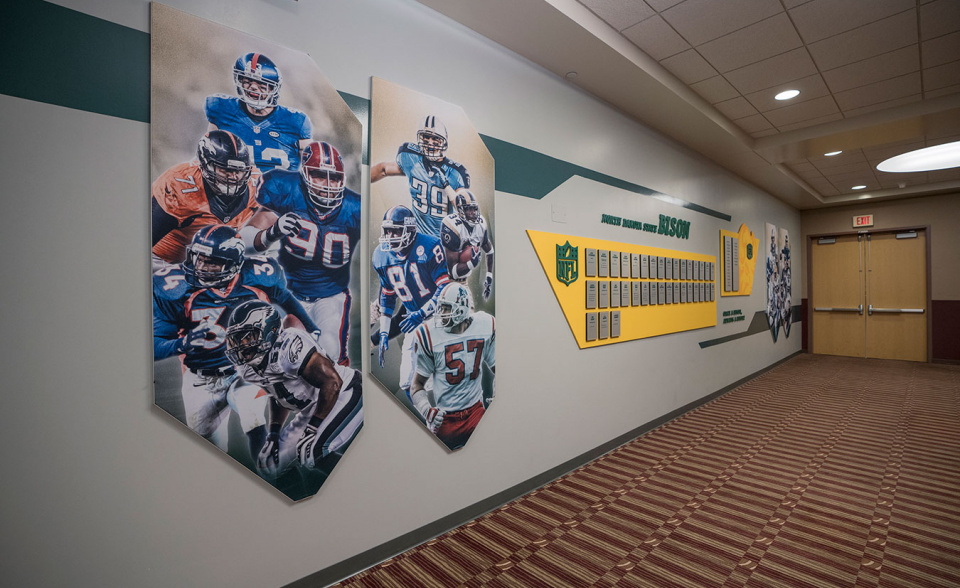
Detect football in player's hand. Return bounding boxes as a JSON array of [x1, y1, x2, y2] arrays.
[[458, 246, 479, 264]]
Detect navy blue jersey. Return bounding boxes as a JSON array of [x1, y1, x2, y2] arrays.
[[258, 169, 362, 299], [373, 232, 450, 314], [205, 94, 312, 172], [395, 143, 469, 237], [154, 256, 294, 371]]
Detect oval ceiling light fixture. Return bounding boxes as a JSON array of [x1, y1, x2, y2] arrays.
[[877, 140, 960, 172], [824, 150, 842, 156], [775, 89, 800, 101], [564, 71, 579, 79], [851, 185, 867, 190]]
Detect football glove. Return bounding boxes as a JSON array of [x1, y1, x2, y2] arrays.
[[425, 407, 445, 434], [399, 309, 425, 333], [377, 331, 389, 367], [483, 272, 493, 300], [266, 212, 303, 242], [257, 433, 281, 477], [177, 323, 226, 353], [297, 424, 321, 469]]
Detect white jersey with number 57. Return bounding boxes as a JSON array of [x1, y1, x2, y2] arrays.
[[413, 312, 495, 412]]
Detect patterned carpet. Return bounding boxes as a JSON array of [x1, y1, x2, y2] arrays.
[[336, 355, 960, 587]]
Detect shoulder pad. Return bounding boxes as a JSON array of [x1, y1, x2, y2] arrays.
[[398, 142, 422, 156], [444, 159, 470, 187], [440, 221, 462, 250]]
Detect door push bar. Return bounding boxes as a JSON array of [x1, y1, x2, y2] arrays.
[[867, 305, 925, 315], [814, 304, 863, 314]]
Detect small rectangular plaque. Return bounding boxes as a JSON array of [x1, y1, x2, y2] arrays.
[[598, 250, 609, 278], [673, 282, 680, 304], [641, 281, 650, 305], [598, 281, 609, 308], [640, 254, 649, 279], [631, 253, 640, 279], [611, 310, 621, 338], [586, 312, 597, 341], [631, 281, 640, 306], [621, 281, 631, 307], [621, 252, 631, 279], [598, 311, 609, 340], [585, 248, 598, 278], [672, 258, 680, 279], [665, 257, 673, 280], [610, 251, 620, 278], [658, 282, 665, 305], [610, 280, 620, 308], [657, 256, 665, 279], [586, 280, 597, 309]]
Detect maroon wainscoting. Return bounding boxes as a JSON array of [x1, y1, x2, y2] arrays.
[[932, 300, 960, 362], [801, 298, 808, 352]]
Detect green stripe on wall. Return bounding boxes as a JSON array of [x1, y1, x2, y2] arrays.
[[1, 0, 730, 221]]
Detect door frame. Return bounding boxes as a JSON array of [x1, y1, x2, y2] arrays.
[[807, 225, 932, 362]]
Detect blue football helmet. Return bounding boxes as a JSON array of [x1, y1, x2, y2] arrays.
[[183, 225, 245, 288], [197, 130, 253, 202], [233, 52, 282, 109], [379, 205, 417, 255], [417, 115, 448, 162], [225, 300, 281, 368]]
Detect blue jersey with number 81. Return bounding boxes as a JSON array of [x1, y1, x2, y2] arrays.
[[395, 143, 469, 237], [373, 232, 450, 314]]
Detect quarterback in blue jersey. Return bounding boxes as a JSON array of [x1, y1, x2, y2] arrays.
[[371, 116, 470, 237], [205, 52, 312, 172], [241, 141, 361, 366], [372, 206, 451, 394], [153, 225, 319, 457]]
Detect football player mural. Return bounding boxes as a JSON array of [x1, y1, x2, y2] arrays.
[[765, 223, 792, 343], [369, 78, 495, 450], [151, 4, 363, 501]]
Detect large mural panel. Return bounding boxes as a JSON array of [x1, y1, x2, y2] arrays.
[[151, 4, 363, 500], [369, 78, 496, 451]]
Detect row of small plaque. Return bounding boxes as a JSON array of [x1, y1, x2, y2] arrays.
[[586, 280, 716, 309], [585, 249, 715, 281], [722, 236, 740, 292], [586, 310, 620, 341]]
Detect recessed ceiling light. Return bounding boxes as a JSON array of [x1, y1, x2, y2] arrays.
[[774, 89, 800, 101], [564, 71, 579, 79], [877, 140, 960, 172], [824, 150, 842, 156], [851, 185, 867, 190]]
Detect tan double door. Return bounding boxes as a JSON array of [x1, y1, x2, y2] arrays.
[[811, 230, 927, 361]]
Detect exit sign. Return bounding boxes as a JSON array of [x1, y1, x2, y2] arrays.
[[853, 214, 874, 228]]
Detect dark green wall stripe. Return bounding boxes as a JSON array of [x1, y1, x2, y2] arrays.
[[698, 305, 801, 348], [1, 0, 150, 123], [3, 1, 732, 221]]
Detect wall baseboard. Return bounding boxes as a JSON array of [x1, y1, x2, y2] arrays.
[[286, 350, 804, 588]]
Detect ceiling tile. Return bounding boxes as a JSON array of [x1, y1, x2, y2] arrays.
[[788, 0, 914, 44], [751, 128, 780, 138], [863, 140, 925, 160], [843, 95, 921, 118], [763, 95, 839, 127], [922, 31, 960, 68], [822, 46, 919, 93], [580, 0, 655, 31], [698, 13, 802, 73], [782, 0, 814, 8], [777, 112, 844, 132], [877, 172, 928, 188], [807, 11, 917, 71], [732, 113, 775, 133], [714, 97, 760, 119], [660, 49, 718, 84], [622, 15, 690, 60], [811, 150, 868, 169], [923, 60, 960, 91], [834, 72, 921, 111], [920, 0, 960, 40], [689, 75, 740, 103], [743, 73, 830, 112], [790, 161, 818, 173], [723, 48, 817, 94], [817, 161, 875, 176], [660, 0, 783, 46], [925, 84, 960, 99], [926, 133, 960, 144], [928, 168, 960, 182], [644, 0, 684, 11]]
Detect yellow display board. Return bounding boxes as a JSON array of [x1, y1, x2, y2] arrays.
[[528, 230, 717, 349], [720, 223, 759, 296]]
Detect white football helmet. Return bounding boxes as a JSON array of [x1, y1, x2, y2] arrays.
[[417, 115, 448, 162], [434, 283, 472, 331]]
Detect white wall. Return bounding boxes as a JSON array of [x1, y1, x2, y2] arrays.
[[1, 1, 801, 586]]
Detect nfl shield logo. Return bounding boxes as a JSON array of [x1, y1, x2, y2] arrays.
[[556, 241, 579, 285]]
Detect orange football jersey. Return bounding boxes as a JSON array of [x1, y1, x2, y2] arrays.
[[152, 161, 261, 263]]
